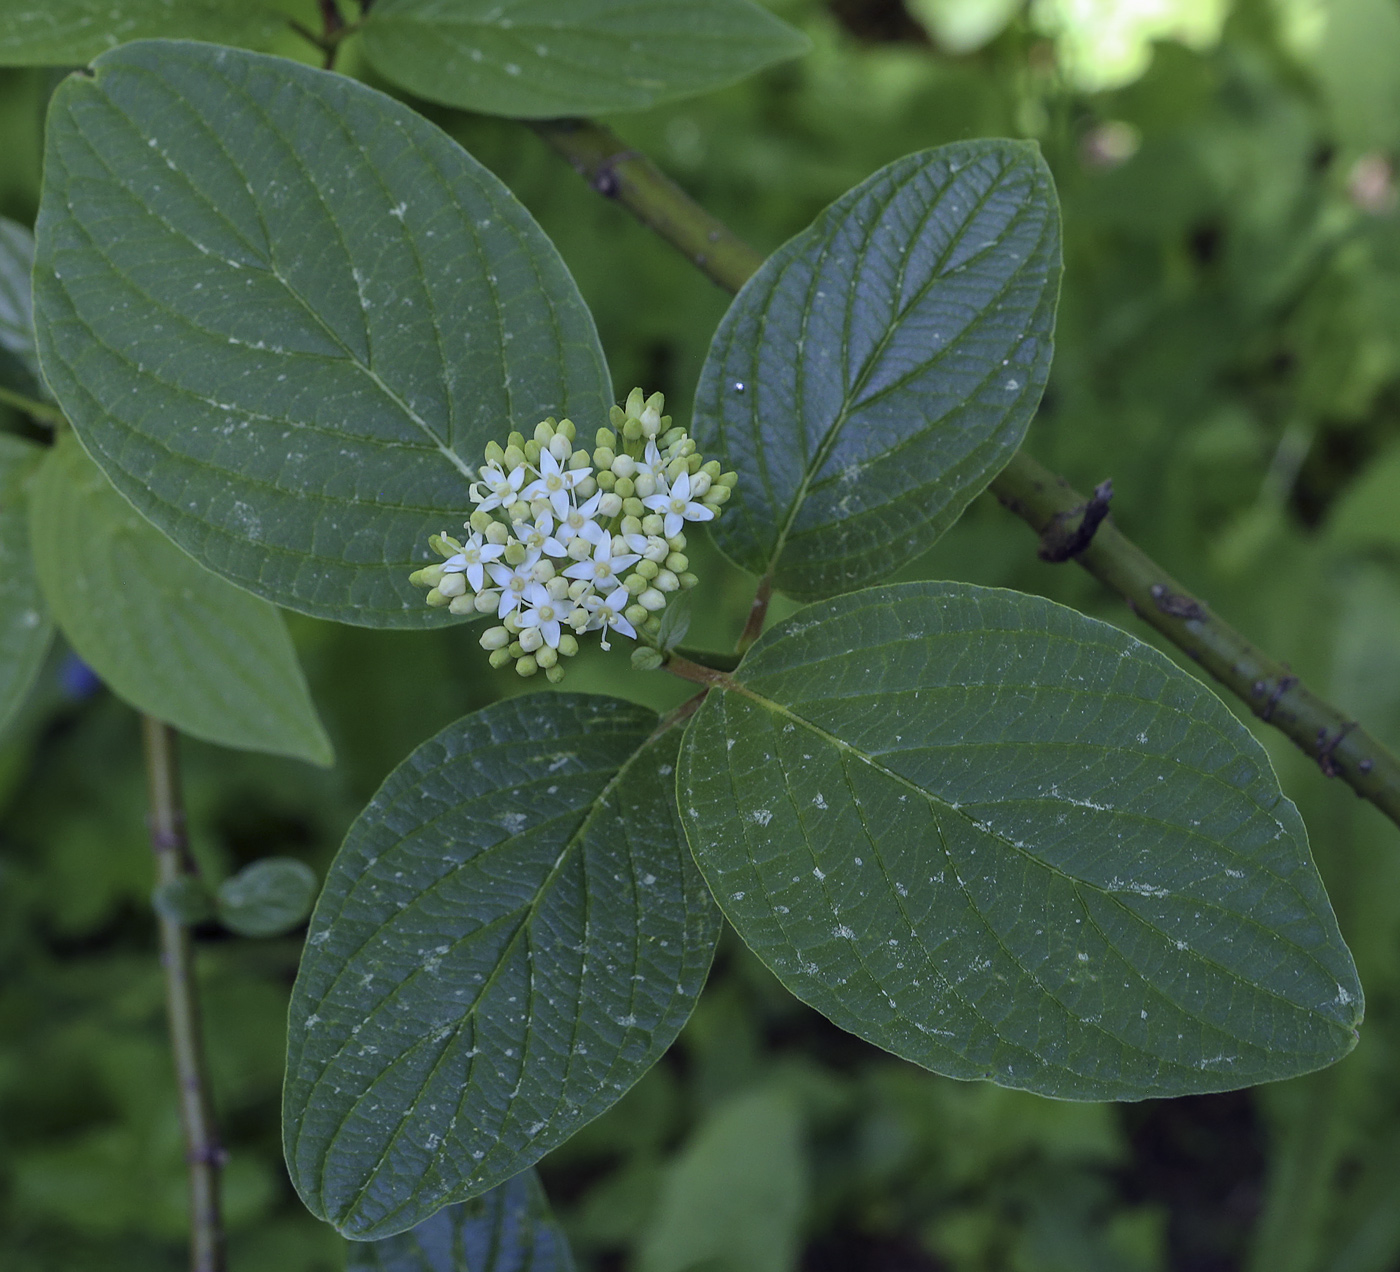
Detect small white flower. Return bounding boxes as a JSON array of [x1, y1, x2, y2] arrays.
[[522, 450, 591, 519], [518, 582, 565, 648], [584, 585, 636, 650], [443, 532, 505, 592], [623, 533, 669, 563], [563, 537, 640, 588], [513, 512, 567, 563], [643, 470, 714, 538], [470, 462, 526, 513], [487, 561, 535, 618], [559, 492, 607, 547], [636, 440, 666, 480]]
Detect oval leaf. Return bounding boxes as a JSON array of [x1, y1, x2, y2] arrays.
[[360, 0, 810, 119], [285, 694, 720, 1239], [217, 857, 319, 937], [692, 141, 1061, 599], [33, 39, 611, 627], [677, 582, 1363, 1101], [0, 1, 281, 65], [0, 433, 52, 733], [347, 1170, 575, 1271], [0, 217, 44, 399], [29, 433, 333, 765]]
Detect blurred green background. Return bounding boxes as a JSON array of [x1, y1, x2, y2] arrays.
[[4, 0, 1400, 1268]]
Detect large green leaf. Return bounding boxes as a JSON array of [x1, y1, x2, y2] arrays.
[[0, 433, 52, 734], [33, 40, 611, 627], [0, 0, 281, 65], [347, 1170, 574, 1270], [28, 433, 332, 765], [692, 141, 1061, 600], [285, 695, 720, 1239], [677, 581, 1363, 1101], [0, 217, 44, 400], [359, 0, 810, 119]]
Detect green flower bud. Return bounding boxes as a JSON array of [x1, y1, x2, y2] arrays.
[[504, 443, 527, 469], [667, 532, 687, 551], [611, 454, 637, 479], [666, 457, 688, 483], [567, 605, 590, 630], [515, 655, 539, 677], [532, 559, 556, 582], [655, 569, 679, 592], [678, 571, 699, 589], [474, 591, 498, 614], [568, 447, 590, 470], [507, 430, 526, 450], [686, 453, 702, 474], [534, 419, 555, 445], [620, 515, 643, 536], [622, 416, 643, 441], [568, 537, 593, 561], [509, 500, 532, 521], [596, 470, 617, 491], [518, 626, 544, 653], [690, 472, 712, 498], [609, 404, 626, 429], [470, 509, 495, 533], [489, 647, 514, 669], [598, 492, 623, 518], [504, 611, 523, 633], [480, 626, 511, 650], [639, 588, 666, 612], [425, 587, 449, 607], [574, 476, 597, 499], [485, 521, 510, 545], [449, 594, 475, 615], [536, 645, 559, 669], [509, 640, 524, 658], [559, 417, 576, 441], [567, 579, 591, 601], [410, 564, 445, 588], [718, 470, 739, 488], [593, 446, 616, 469], [634, 473, 657, 499], [641, 513, 665, 537], [636, 558, 660, 580], [625, 573, 648, 596], [631, 646, 664, 672], [596, 426, 617, 449], [545, 663, 566, 684], [625, 386, 646, 417], [622, 496, 646, 518], [438, 573, 467, 598], [524, 439, 542, 464], [558, 633, 579, 657], [707, 488, 730, 508], [549, 433, 571, 463], [428, 533, 460, 557], [546, 576, 570, 601], [701, 459, 722, 480], [625, 602, 649, 626], [485, 440, 506, 465], [505, 542, 527, 566], [660, 426, 686, 449], [665, 552, 688, 573]]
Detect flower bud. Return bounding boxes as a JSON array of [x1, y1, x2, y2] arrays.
[[596, 470, 617, 491], [489, 647, 513, 669], [546, 576, 570, 600], [568, 537, 592, 561], [625, 386, 646, 418], [567, 446, 589, 469], [504, 612, 523, 633], [655, 569, 679, 592], [625, 573, 648, 596], [568, 606, 591, 630], [636, 558, 660, 580], [480, 626, 511, 650], [518, 626, 543, 653], [428, 533, 462, 557], [666, 552, 688, 573], [598, 492, 623, 518], [504, 443, 527, 469], [678, 571, 699, 589], [438, 573, 467, 598], [507, 430, 526, 450], [609, 404, 627, 429], [558, 634, 579, 657], [485, 440, 506, 465], [595, 426, 616, 449], [568, 579, 591, 601], [667, 533, 687, 551], [622, 416, 643, 441], [545, 663, 566, 684], [666, 457, 688, 483], [707, 487, 730, 506], [536, 645, 559, 669], [661, 426, 686, 449], [410, 564, 444, 588], [639, 588, 666, 611], [425, 588, 449, 607], [574, 476, 597, 499], [718, 470, 739, 488], [593, 446, 615, 469], [449, 595, 475, 615], [625, 603, 649, 626], [524, 440, 542, 465], [622, 497, 646, 518], [515, 655, 539, 677], [620, 515, 643, 536], [550, 434, 571, 462], [559, 417, 576, 441], [641, 514, 665, 536], [640, 392, 664, 435], [474, 590, 499, 613], [505, 542, 527, 566], [534, 420, 555, 445], [484, 521, 510, 545], [635, 473, 656, 498], [531, 559, 556, 582], [689, 472, 712, 498], [470, 509, 494, 532], [701, 459, 722, 480], [644, 536, 669, 562], [612, 452, 637, 476], [509, 499, 532, 521], [508, 641, 524, 658]]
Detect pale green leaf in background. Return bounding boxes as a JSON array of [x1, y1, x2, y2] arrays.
[[0, 433, 52, 735], [217, 857, 319, 937], [359, 0, 810, 119], [0, 0, 282, 66], [347, 1169, 575, 1271], [33, 40, 611, 627], [678, 581, 1363, 1101], [692, 141, 1061, 600], [1325, 438, 1400, 557], [28, 433, 332, 765], [285, 695, 720, 1239], [637, 1087, 806, 1272]]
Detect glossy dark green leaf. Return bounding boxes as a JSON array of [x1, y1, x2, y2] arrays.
[[217, 857, 318, 937], [33, 39, 611, 627], [347, 1170, 574, 1271], [678, 581, 1363, 1101], [0, 433, 52, 734], [0, 0, 281, 65], [0, 217, 45, 400], [285, 694, 720, 1239], [359, 0, 810, 119], [29, 433, 333, 765], [693, 141, 1061, 599]]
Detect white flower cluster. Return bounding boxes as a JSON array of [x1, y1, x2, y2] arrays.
[[410, 389, 736, 682]]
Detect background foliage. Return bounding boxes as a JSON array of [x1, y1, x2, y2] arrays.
[[3, 0, 1400, 1269]]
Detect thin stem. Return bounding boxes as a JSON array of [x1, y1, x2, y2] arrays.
[[665, 653, 738, 691], [735, 575, 772, 655], [535, 116, 1400, 830], [142, 717, 226, 1272], [0, 383, 63, 427]]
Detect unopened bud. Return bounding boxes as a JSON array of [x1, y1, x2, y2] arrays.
[[534, 419, 555, 445], [690, 472, 712, 498], [474, 591, 498, 613], [678, 571, 699, 589], [504, 443, 527, 469], [449, 595, 475, 615], [425, 588, 449, 607], [598, 492, 623, 518], [596, 426, 617, 449], [480, 626, 511, 650], [655, 569, 679, 592], [625, 574, 648, 596], [635, 473, 656, 498], [545, 663, 566, 684], [620, 515, 643, 536], [547, 576, 571, 600], [639, 588, 666, 612], [574, 476, 597, 499], [558, 634, 579, 657], [666, 552, 688, 573], [536, 645, 559, 669], [558, 417, 576, 441], [518, 626, 543, 653], [524, 439, 542, 464], [485, 440, 506, 464], [636, 558, 659, 580], [505, 542, 527, 566], [593, 446, 615, 469], [531, 559, 556, 582], [489, 647, 513, 669], [625, 603, 649, 626], [568, 537, 592, 561], [438, 573, 467, 598], [485, 522, 510, 545], [470, 509, 494, 532], [515, 655, 539, 677], [622, 497, 646, 518]]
